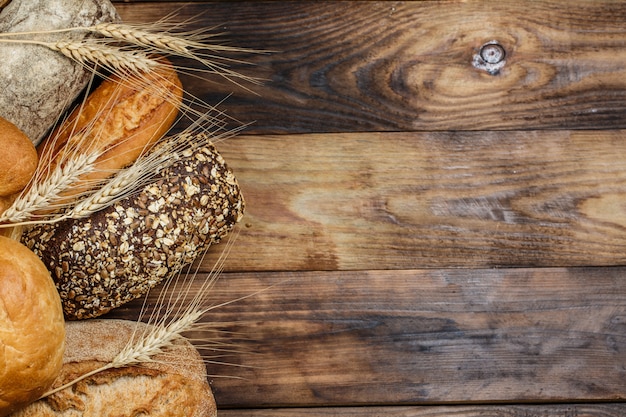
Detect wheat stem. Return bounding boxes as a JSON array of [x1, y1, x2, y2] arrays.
[[40, 309, 203, 400], [41, 364, 116, 399], [0, 152, 99, 225], [0, 38, 159, 75], [50, 40, 158, 74], [92, 23, 190, 55]]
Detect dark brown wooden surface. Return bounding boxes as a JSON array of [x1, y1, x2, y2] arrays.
[[115, 0, 626, 134], [111, 1, 626, 416], [204, 130, 626, 272], [219, 405, 626, 417], [109, 267, 626, 408]]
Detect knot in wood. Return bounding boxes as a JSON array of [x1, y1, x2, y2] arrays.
[[480, 43, 505, 64], [473, 41, 506, 75]]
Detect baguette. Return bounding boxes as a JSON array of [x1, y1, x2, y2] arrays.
[[36, 56, 183, 207], [10, 319, 217, 417], [23, 133, 244, 320]]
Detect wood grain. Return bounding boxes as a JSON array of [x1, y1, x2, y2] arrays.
[[195, 130, 626, 272], [219, 404, 626, 417], [105, 1, 626, 413], [115, 1, 626, 133], [107, 267, 626, 407]]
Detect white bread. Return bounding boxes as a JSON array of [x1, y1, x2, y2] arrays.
[[10, 319, 217, 417], [0, 236, 65, 417]]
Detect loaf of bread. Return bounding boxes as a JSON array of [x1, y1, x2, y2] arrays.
[[0, 116, 37, 198], [0, 236, 65, 417], [10, 319, 217, 417], [0, 0, 120, 146], [36, 56, 183, 206], [22, 133, 244, 319]]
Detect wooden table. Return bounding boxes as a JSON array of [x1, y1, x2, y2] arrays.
[[112, 1, 626, 415]]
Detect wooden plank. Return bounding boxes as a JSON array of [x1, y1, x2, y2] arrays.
[[193, 130, 626, 272], [114, 1, 626, 133], [219, 404, 626, 417], [106, 267, 626, 407]]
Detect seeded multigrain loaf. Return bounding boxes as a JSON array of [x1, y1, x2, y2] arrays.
[[22, 134, 244, 319], [11, 319, 217, 417]]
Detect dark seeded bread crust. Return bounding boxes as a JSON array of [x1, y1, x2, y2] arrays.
[[22, 134, 244, 319]]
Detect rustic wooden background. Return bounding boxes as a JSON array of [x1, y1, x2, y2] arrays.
[[111, 1, 626, 416]]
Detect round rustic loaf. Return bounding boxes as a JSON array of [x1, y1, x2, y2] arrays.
[[11, 319, 217, 417], [0, 116, 37, 197], [0, 0, 120, 145], [22, 134, 244, 320], [0, 236, 65, 417]]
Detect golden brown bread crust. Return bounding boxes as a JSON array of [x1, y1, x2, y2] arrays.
[[0, 116, 37, 197], [0, 236, 65, 417], [11, 320, 217, 417], [36, 58, 183, 202]]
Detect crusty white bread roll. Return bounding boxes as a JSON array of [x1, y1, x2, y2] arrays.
[[0, 116, 38, 197], [10, 319, 217, 417], [23, 133, 244, 320], [0, 236, 65, 417], [36, 57, 183, 206]]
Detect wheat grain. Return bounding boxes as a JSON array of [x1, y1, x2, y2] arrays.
[[0, 152, 99, 225], [50, 40, 158, 74], [113, 310, 203, 367], [92, 23, 191, 55], [67, 149, 171, 219]]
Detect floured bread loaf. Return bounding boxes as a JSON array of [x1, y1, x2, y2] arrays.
[[23, 134, 244, 319], [0, 0, 120, 145], [10, 319, 217, 417]]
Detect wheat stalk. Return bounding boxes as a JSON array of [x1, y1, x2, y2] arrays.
[[65, 142, 174, 220], [38, 225, 273, 400], [0, 151, 100, 225], [49, 40, 159, 75], [0, 21, 264, 90], [92, 22, 191, 55]]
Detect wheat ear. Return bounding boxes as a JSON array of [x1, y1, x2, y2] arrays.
[[92, 23, 191, 55], [0, 151, 99, 225], [49, 40, 159, 75], [63, 139, 175, 221], [0, 22, 264, 90], [0, 38, 160, 76], [88, 22, 263, 85], [40, 308, 202, 398]]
